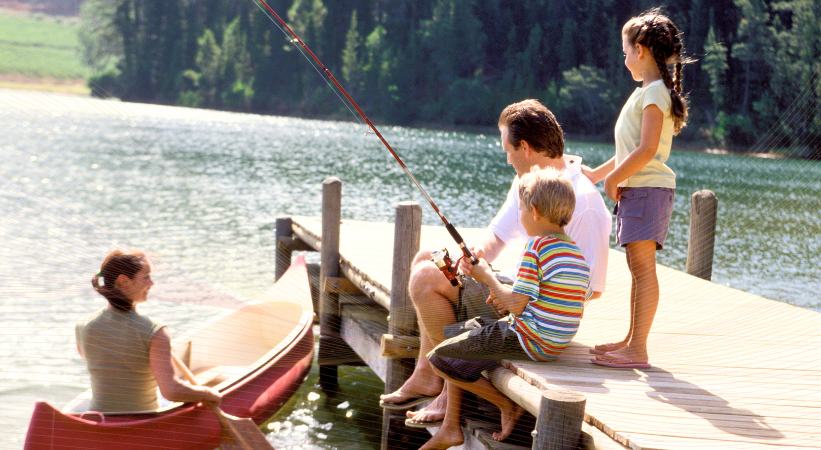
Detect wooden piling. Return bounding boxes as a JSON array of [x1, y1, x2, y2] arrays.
[[685, 190, 718, 280], [318, 177, 343, 390], [380, 201, 425, 450], [275, 217, 293, 281], [532, 390, 586, 450]]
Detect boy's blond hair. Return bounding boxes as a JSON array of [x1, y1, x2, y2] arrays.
[[518, 167, 575, 227]]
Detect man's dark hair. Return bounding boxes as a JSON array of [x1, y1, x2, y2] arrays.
[[498, 99, 564, 158]]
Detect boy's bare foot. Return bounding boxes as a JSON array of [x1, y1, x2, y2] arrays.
[[406, 390, 446, 424], [379, 373, 442, 409], [590, 341, 628, 355], [493, 403, 524, 442], [419, 425, 464, 450]]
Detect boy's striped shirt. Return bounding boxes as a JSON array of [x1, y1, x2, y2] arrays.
[[511, 234, 591, 361]]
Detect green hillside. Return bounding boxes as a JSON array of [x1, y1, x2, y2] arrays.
[[0, 12, 88, 79]]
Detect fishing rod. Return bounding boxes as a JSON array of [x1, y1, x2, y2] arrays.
[[251, 0, 478, 285]]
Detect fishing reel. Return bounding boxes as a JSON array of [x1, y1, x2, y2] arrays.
[[431, 248, 461, 287]]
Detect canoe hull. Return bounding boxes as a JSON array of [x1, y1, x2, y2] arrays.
[[24, 402, 221, 449], [24, 327, 312, 450], [221, 325, 313, 423]]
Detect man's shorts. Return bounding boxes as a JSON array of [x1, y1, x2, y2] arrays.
[[616, 187, 675, 249], [428, 318, 529, 383], [454, 274, 511, 322]]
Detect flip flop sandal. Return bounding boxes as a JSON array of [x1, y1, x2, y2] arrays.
[[405, 417, 444, 429], [379, 395, 435, 410]]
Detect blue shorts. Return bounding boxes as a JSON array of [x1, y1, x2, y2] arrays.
[[616, 187, 675, 249]]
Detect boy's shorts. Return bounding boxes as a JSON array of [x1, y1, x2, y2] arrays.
[[454, 275, 510, 322], [616, 187, 675, 249], [428, 318, 529, 383]]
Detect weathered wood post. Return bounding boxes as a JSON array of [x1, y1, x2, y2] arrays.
[[532, 390, 586, 450], [381, 201, 423, 450], [686, 190, 718, 280], [275, 217, 293, 281], [318, 177, 342, 390]]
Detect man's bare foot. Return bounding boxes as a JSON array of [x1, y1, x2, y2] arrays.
[[379, 373, 442, 409], [419, 424, 464, 450], [590, 341, 628, 355], [406, 389, 447, 424], [492, 403, 524, 442]]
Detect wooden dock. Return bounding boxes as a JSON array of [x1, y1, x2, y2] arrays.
[[276, 178, 821, 449]]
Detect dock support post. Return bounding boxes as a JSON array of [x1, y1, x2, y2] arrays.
[[318, 177, 343, 390], [381, 201, 425, 450], [686, 190, 718, 280], [532, 390, 586, 450], [275, 217, 293, 281]]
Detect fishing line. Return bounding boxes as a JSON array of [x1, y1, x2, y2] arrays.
[[251, 0, 479, 265]]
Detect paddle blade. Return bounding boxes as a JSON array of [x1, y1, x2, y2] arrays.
[[218, 414, 274, 450]]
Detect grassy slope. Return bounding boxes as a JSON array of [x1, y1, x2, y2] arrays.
[[0, 10, 89, 91]]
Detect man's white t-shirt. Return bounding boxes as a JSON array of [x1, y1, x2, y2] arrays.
[[487, 155, 611, 293]]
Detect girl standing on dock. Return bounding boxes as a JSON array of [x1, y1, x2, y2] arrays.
[[584, 9, 689, 369]]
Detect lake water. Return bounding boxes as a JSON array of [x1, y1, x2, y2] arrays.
[[0, 89, 818, 448]]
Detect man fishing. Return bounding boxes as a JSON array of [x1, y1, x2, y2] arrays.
[[248, 3, 611, 432], [379, 99, 611, 429]]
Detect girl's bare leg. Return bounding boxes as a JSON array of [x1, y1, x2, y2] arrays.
[[593, 252, 637, 354], [600, 240, 658, 363]]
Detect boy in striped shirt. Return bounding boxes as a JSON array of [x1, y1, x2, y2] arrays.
[[421, 167, 591, 449]]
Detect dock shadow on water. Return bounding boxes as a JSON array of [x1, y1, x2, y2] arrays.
[[262, 331, 383, 449]]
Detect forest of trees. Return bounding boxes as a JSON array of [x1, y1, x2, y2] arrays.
[[79, 0, 819, 158]]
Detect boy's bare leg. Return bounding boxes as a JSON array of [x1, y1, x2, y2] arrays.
[[598, 240, 657, 363], [380, 255, 459, 406], [430, 366, 524, 442], [419, 381, 464, 450]]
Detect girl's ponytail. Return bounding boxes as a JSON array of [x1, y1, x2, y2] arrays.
[[670, 61, 688, 134]]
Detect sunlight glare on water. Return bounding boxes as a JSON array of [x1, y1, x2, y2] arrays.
[[0, 89, 819, 448]]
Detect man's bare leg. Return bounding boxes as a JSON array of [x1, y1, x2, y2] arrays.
[[419, 381, 464, 449], [380, 253, 459, 407]]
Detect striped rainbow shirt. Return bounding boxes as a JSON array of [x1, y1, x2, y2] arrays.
[[510, 234, 591, 361]]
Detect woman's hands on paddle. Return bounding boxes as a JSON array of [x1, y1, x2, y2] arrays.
[[198, 386, 222, 407]]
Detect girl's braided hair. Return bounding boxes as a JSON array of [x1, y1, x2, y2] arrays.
[[623, 8, 691, 134]]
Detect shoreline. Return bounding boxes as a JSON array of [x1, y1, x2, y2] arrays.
[[0, 74, 89, 96], [0, 78, 795, 160]]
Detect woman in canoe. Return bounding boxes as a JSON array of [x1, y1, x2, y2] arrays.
[[76, 249, 221, 412]]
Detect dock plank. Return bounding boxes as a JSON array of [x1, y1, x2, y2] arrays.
[[290, 216, 821, 449]]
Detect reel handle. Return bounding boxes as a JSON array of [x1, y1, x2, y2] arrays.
[[431, 249, 461, 287]]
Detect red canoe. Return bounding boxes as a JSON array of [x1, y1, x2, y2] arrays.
[[25, 256, 314, 449]]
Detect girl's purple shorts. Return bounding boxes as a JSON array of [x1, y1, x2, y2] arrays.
[[616, 187, 675, 249]]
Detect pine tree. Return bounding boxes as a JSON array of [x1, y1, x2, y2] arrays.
[[341, 10, 362, 88], [703, 23, 728, 118], [195, 28, 222, 106]]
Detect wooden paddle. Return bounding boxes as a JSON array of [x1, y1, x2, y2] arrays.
[[170, 354, 274, 450]]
